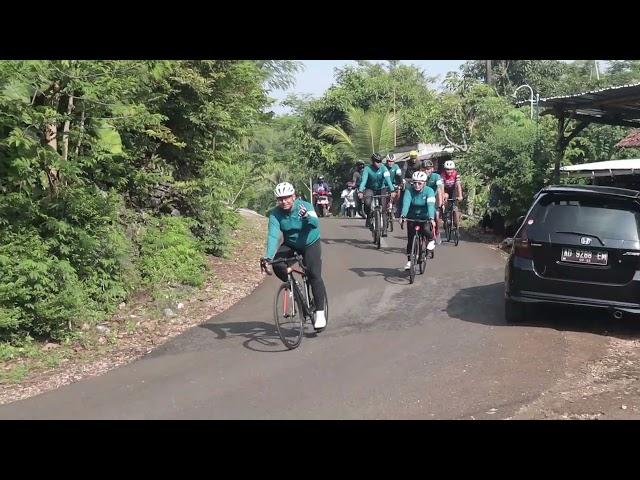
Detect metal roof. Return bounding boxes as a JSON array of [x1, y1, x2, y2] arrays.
[[559, 159, 640, 178], [536, 83, 640, 128]]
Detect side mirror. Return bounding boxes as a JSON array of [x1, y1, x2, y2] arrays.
[[516, 215, 525, 226]]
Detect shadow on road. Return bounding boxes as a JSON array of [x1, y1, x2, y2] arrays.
[[200, 321, 317, 353], [322, 237, 406, 255], [447, 281, 640, 338], [349, 266, 408, 285]]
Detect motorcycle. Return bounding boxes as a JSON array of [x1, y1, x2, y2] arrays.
[[314, 187, 331, 217], [341, 192, 357, 217]]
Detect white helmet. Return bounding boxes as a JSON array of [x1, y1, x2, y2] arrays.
[[274, 182, 295, 198], [412, 171, 428, 182], [444, 160, 456, 169]]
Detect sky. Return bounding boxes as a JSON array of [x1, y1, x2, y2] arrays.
[[269, 60, 466, 115]]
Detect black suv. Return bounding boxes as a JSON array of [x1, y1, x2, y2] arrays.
[[505, 185, 640, 323]]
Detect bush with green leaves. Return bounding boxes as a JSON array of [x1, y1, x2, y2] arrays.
[[138, 216, 207, 290], [0, 229, 91, 341], [465, 110, 552, 222]]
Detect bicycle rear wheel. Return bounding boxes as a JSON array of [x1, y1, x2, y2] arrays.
[[454, 226, 459, 246], [388, 209, 394, 232], [374, 210, 381, 249], [274, 282, 304, 350], [409, 235, 420, 284], [446, 215, 452, 242]]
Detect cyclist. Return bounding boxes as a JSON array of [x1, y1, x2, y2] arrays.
[[357, 153, 396, 236], [260, 182, 327, 330], [442, 160, 463, 229], [353, 160, 366, 217], [403, 150, 421, 183], [400, 171, 436, 271], [385, 153, 403, 218], [420, 159, 444, 243]]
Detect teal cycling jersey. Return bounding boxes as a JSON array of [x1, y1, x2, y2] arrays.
[[426, 172, 443, 191], [401, 186, 436, 220], [264, 199, 320, 259], [358, 164, 395, 192], [387, 163, 403, 185]]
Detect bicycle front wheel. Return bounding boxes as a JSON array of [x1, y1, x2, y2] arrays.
[[419, 235, 427, 274], [374, 210, 382, 249], [454, 227, 459, 246], [409, 234, 420, 284], [274, 282, 304, 350], [446, 216, 452, 242]]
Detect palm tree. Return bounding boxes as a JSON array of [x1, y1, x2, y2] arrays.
[[320, 107, 397, 161]]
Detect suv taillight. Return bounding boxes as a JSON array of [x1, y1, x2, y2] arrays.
[[513, 226, 533, 259]]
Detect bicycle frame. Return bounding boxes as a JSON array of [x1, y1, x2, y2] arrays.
[[264, 254, 312, 320]]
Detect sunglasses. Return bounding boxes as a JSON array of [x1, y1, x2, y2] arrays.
[[277, 195, 294, 202], [413, 181, 425, 186]]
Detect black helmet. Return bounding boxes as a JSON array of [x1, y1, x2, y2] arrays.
[[371, 153, 383, 163], [356, 160, 365, 167], [422, 159, 434, 168]]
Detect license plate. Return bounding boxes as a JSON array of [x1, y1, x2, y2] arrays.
[[560, 248, 608, 265]]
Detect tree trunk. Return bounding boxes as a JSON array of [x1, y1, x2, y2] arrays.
[[62, 95, 75, 162], [43, 81, 62, 193], [74, 105, 85, 157], [486, 60, 493, 85], [466, 185, 476, 216]]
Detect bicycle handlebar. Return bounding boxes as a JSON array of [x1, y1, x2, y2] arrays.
[[401, 217, 435, 232], [260, 253, 306, 275]]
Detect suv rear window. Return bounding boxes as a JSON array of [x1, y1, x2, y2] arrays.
[[528, 193, 640, 242]]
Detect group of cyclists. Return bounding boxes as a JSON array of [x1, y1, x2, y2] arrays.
[[260, 149, 463, 331]]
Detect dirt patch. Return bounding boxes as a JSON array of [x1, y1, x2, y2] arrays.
[[510, 335, 640, 420], [0, 213, 267, 405]]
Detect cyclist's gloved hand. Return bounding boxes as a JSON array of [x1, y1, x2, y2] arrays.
[[260, 257, 272, 275], [298, 205, 308, 218], [357, 191, 364, 199]]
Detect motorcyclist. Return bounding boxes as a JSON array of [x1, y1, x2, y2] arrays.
[[312, 176, 333, 214]]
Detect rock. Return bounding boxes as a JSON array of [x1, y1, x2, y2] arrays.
[[163, 308, 176, 317], [118, 302, 126, 310], [98, 336, 107, 345], [81, 323, 90, 331], [42, 342, 59, 351], [622, 405, 628, 410], [177, 303, 185, 310], [96, 325, 110, 333]]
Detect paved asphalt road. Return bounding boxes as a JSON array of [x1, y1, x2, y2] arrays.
[[0, 217, 614, 419]]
